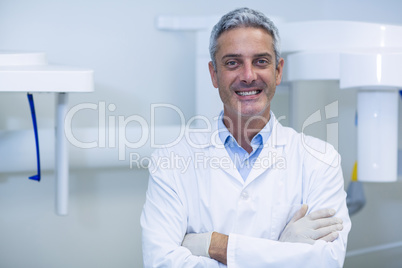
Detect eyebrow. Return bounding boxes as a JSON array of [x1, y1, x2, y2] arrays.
[[221, 53, 273, 61], [221, 54, 242, 60], [255, 53, 273, 59]]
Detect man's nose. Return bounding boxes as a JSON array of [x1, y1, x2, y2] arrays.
[[240, 62, 257, 84]]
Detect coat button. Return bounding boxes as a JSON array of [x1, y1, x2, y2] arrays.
[[241, 191, 249, 200]]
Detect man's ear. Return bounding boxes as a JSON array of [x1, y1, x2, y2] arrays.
[[208, 61, 219, 88], [275, 58, 285, 86]]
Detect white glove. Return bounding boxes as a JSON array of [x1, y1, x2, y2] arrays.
[[279, 204, 343, 244], [181, 232, 213, 257]]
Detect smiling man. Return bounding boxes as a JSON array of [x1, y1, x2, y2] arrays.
[[208, 25, 283, 155], [141, 8, 351, 267]]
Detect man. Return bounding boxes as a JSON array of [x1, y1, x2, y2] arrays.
[[141, 7, 351, 267]]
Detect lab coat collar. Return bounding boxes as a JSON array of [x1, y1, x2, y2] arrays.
[[244, 113, 287, 187], [267, 113, 288, 147], [200, 112, 288, 186], [204, 112, 287, 149]]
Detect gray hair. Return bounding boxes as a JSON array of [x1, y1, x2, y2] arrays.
[[209, 7, 281, 70]]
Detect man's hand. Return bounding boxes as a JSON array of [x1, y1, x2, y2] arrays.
[[181, 231, 213, 257], [279, 204, 343, 244], [181, 232, 228, 264]]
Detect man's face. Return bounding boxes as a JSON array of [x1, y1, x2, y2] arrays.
[[209, 27, 284, 121]]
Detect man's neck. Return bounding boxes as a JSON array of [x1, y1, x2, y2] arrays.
[[223, 110, 271, 154]]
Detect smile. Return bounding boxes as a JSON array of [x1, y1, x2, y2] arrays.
[[235, 90, 262, 96]]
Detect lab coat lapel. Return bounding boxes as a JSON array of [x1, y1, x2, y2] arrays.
[[245, 145, 283, 187], [210, 145, 244, 185], [244, 115, 287, 187], [206, 118, 244, 185]]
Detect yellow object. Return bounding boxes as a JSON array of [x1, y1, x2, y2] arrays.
[[351, 161, 358, 182]]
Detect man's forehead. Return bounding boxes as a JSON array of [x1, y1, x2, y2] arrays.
[[215, 27, 275, 57], [217, 26, 273, 42]]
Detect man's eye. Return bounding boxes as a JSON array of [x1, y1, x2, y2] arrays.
[[226, 61, 238, 67], [256, 59, 268, 65]]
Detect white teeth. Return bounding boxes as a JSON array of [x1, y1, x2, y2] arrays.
[[237, 90, 259, 96]]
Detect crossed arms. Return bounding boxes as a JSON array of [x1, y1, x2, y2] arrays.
[[183, 204, 344, 265], [141, 146, 351, 267]]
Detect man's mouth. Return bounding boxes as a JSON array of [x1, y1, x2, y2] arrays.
[[235, 90, 262, 96]]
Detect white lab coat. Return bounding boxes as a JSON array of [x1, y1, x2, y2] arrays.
[[141, 113, 351, 267]]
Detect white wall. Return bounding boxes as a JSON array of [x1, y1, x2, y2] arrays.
[[1, 0, 402, 267]]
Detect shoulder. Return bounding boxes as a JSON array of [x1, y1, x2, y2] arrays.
[[300, 134, 340, 168], [275, 121, 340, 168]]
